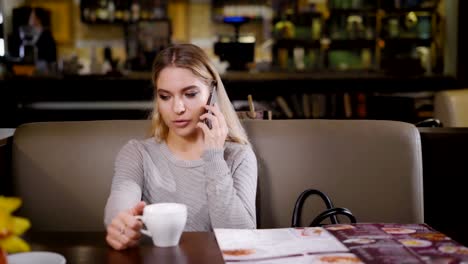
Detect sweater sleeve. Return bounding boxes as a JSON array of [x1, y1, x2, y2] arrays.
[[104, 140, 144, 227], [202, 145, 258, 229]]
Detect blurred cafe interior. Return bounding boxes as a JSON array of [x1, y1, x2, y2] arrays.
[[0, 0, 467, 125], [2, 0, 468, 261]]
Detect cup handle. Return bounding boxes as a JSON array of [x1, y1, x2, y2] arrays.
[[135, 215, 152, 237]]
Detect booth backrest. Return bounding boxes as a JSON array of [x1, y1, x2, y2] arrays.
[[12, 120, 424, 231], [434, 89, 468, 127]]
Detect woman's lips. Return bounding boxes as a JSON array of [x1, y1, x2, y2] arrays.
[[173, 120, 191, 128]]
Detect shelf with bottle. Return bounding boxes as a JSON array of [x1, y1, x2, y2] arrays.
[[377, 1, 439, 74], [327, 8, 378, 16], [328, 39, 375, 50], [328, 0, 377, 9], [271, 10, 324, 71], [381, 8, 436, 16], [379, 0, 440, 13], [381, 8, 432, 30], [80, 0, 168, 24], [382, 37, 432, 47], [211, 0, 272, 23], [379, 13, 433, 44], [272, 37, 374, 53], [273, 38, 321, 49], [326, 14, 377, 40], [269, 0, 441, 73], [271, 29, 377, 71]]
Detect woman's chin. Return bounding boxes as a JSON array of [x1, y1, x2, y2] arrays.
[[171, 126, 199, 138]]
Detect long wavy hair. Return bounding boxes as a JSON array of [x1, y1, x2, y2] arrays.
[[149, 44, 249, 145]]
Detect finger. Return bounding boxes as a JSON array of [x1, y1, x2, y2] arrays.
[[124, 228, 142, 241], [107, 229, 130, 251], [108, 225, 125, 241], [200, 113, 219, 130], [199, 114, 214, 129], [197, 122, 212, 137], [210, 102, 223, 118], [108, 220, 128, 238], [122, 213, 143, 230], [109, 217, 130, 243], [130, 201, 146, 216], [204, 103, 225, 133], [199, 113, 212, 121], [109, 225, 140, 248], [117, 229, 132, 246], [203, 104, 217, 116], [120, 217, 143, 241], [106, 234, 125, 250], [110, 215, 127, 234]]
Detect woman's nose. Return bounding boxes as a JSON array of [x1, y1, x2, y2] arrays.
[[173, 98, 186, 114]]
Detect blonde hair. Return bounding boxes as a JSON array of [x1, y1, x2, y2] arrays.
[[150, 44, 249, 145]]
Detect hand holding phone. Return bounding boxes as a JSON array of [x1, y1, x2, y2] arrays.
[[204, 84, 218, 129], [198, 82, 228, 149]]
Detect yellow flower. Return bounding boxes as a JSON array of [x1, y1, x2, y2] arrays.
[[0, 197, 31, 253]]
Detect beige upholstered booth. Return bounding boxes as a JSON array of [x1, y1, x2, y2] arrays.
[[434, 89, 468, 127], [12, 120, 424, 231]]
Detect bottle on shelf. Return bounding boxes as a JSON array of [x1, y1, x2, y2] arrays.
[[273, 9, 296, 39], [152, 0, 166, 19], [131, 0, 141, 22], [108, 0, 115, 22], [311, 18, 322, 40], [114, 0, 124, 21], [97, 0, 109, 21]]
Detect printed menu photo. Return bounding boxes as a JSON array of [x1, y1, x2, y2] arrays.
[[325, 223, 468, 264], [214, 227, 350, 262], [215, 224, 468, 263], [236, 253, 365, 264]]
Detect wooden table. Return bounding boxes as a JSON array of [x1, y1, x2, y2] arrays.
[[22, 232, 225, 264], [14, 225, 468, 263]]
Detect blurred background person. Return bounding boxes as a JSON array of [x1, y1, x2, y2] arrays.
[[28, 7, 56, 64], [8, 6, 56, 65]]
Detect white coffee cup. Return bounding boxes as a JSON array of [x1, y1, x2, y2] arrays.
[[136, 203, 187, 247]]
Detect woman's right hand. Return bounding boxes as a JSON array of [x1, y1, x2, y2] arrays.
[[106, 201, 146, 250]]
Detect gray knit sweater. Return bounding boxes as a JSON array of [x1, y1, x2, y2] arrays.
[[104, 138, 258, 231]]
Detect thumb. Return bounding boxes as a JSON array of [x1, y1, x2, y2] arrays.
[[130, 201, 146, 216]]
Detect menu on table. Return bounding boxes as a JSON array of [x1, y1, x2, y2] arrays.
[[214, 227, 359, 263], [215, 224, 468, 263], [326, 223, 468, 264]]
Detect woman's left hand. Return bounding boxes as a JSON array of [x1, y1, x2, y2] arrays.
[[197, 103, 228, 149]]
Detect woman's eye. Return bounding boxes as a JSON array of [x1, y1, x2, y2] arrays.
[[186, 92, 198, 98], [158, 94, 170, 101]]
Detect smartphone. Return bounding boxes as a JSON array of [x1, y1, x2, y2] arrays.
[[204, 84, 218, 129]]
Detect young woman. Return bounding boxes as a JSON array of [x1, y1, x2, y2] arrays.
[[104, 44, 257, 250]]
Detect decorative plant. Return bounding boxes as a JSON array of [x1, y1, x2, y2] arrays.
[[0, 196, 31, 255]]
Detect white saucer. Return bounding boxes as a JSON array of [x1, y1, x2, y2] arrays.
[[8, 251, 66, 264]]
